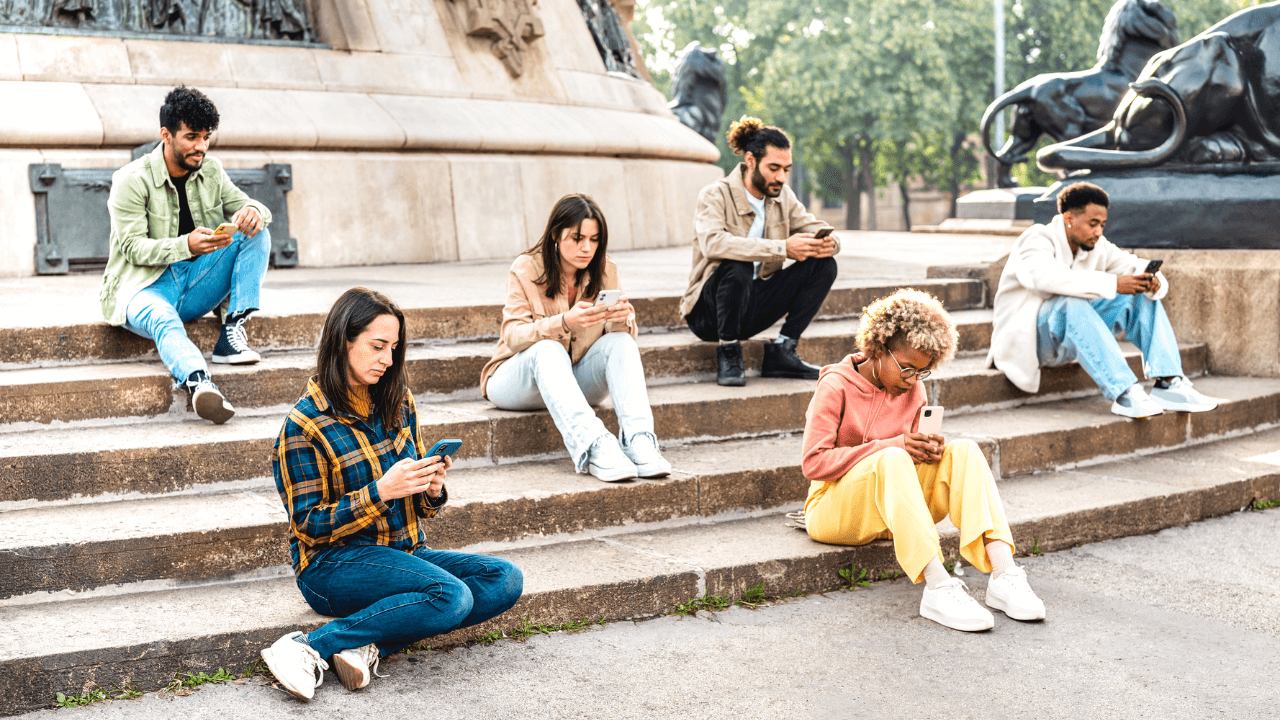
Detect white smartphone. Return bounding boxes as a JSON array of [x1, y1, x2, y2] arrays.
[[594, 289, 621, 307], [918, 405, 944, 436]]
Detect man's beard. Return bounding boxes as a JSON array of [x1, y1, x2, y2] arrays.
[[170, 145, 204, 173], [751, 166, 784, 198]]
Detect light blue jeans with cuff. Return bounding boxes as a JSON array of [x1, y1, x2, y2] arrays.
[[486, 332, 656, 472], [1036, 293, 1184, 401], [123, 229, 271, 383]]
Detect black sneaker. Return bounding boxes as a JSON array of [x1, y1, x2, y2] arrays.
[[212, 317, 261, 365], [183, 371, 235, 424], [716, 342, 746, 387], [761, 338, 820, 380]]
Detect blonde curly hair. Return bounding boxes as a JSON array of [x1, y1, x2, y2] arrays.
[[856, 289, 958, 366]]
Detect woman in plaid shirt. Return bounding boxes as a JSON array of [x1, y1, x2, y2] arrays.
[[260, 287, 523, 702]]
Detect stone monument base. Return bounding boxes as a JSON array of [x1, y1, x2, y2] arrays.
[[1033, 166, 1280, 248]]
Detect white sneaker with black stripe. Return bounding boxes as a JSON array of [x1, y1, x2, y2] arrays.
[[212, 317, 261, 364]]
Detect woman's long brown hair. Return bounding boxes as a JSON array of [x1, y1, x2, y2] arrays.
[[525, 193, 610, 301], [315, 287, 409, 434]]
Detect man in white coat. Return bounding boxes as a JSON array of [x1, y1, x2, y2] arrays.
[[987, 182, 1216, 418]]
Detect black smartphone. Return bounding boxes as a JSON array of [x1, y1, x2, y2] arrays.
[[1143, 259, 1163, 274], [425, 439, 463, 461], [814, 227, 833, 239]]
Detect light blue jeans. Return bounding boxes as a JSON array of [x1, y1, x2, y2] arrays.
[[124, 229, 271, 383], [486, 332, 656, 471], [1036, 293, 1183, 401]]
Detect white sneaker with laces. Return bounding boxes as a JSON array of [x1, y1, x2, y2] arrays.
[[187, 376, 235, 425], [622, 433, 671, 478], [587, 435, 638, 482], [260, 631, 328, 702], [920, 577, 995, 632], [984, 565, 1046, 621], [1110, 383, 1164, 419], [333, 642, 387, 691], [1150, 376, 1217, 412]]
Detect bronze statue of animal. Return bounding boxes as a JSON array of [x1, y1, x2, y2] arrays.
[[669, 41, 728, 144], [1039, 1, 1280, 171], [980, 0, 1179, 187]]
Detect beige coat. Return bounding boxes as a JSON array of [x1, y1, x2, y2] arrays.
[[680, 163, 834, 318], [480, 252, 637, 398], [986, 214, 1168, 393]]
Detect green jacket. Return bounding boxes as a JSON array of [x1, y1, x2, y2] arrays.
[[100, 143, 272, 326]]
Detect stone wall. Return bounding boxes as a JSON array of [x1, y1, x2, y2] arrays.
[[0, 0, 720, 276]]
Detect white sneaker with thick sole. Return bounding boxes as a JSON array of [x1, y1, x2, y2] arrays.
[[1110, 383, 1164, 419], [189, 379, 236, 424], [622, 433, 671, 478], [332, 642, 386, 691], [920, 578, 995, 632], [260, 631, 327, 702], [1150, 376, 1217, 412], [984, 565, 1046, 621], [587, 435, 638, 482]]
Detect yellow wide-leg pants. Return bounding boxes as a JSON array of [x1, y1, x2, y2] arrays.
[[804, 440, 1014, 584]]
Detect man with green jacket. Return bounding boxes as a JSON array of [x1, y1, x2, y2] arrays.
[[101, 86, 272, 424]]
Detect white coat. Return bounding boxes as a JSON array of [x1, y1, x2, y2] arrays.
[[986, 214, 1168, 393]]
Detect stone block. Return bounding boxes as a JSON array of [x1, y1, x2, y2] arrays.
[[0, 149, 42, 278], [519, 156, 632, 251], [14, 35, 132, 84], [0, 81, 103, 146], [310, 0, 383, 51], [0, 35, 19, 80], [558, 69, 630, 108], [372, 94, 485, 151], [624, 159, 672, 249], [313, 50, 466, 95], [448, 156, 529, 261], [288, 90, 405, 148], [201, 87, 318, 148], [537, 0, 607, 73], [1153, 249, 1280, 377], [81, 83, 168, 146], [366, 0, 453, 55], [124, 39, 234, 88], [226, 45, 324, 90], [274, 151, 459, 266], [38, 148, 132, 168], [432, 0, 567, 101]]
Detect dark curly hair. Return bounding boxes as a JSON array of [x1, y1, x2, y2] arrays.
[[1057, 181, 1110, 214], [726, 116, 790, 160], [160, 86, 220, 134]]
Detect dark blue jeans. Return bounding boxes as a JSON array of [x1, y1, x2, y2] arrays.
[[295, 544, 523, 661]]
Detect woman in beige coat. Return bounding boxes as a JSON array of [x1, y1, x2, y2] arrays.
[[481, 194, 670, 482]]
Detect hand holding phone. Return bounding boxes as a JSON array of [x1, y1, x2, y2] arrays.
[[814, 227, 833, 239], [212, 222, 239, 237], [1143, 259, 1163, 275], [426, 439, 463, 460], [594, 290, 621, 307]]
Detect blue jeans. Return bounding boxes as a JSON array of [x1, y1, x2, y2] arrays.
[[123, 229, 271, 383], [1037, 293, 1183, 401], [295, 544, 523, 661]]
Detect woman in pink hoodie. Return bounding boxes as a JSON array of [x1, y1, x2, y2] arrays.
[[801, 289, 1045, 632]]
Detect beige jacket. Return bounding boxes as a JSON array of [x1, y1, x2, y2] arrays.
[[680, 163, 834, 318], [987, 214, 1168, 393], [480, 252, 637, 398]]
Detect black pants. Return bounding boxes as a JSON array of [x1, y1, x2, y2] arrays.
[[685, 257, 838, 342]]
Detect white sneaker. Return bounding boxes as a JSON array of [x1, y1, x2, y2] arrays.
[[1110, 383, 1164, 419], [622, 433, 671, 478], [587, 435, 638, 482], [920, 578, 995, 632], [1150, 376, 1217, 412], [185, 375, 235, 424], [260, 631, 327, 702], [984, 565, 1046, 621], [332, 642, 386, 691]]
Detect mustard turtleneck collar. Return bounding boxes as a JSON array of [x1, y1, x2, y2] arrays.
[[348, 384, 374, 419]]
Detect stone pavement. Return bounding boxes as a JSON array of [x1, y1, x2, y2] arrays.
[[16, 507, 1278, 719]]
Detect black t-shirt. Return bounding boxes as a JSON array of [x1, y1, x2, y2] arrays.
[[172, 174, 195, 237]]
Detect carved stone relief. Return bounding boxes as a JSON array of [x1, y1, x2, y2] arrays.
[[0, 0, 315, 41], [449, 0, 545, 78]]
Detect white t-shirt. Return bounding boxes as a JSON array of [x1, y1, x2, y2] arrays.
[[746, 192, 766, 278]]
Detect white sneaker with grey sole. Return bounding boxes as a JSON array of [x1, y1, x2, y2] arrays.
[[1150, 376, 1217, 412], [920, 578, 995, 632], [622, 433, 671, 478], [984, 565, 1046, 621], [587, 435, 638, 482], [260, 631, 327, 702], [188, 377, 235, 424], [333, 642, 386, 691], [1110, 383, 1164, 419]]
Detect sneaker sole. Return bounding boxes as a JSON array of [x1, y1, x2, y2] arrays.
[[920, 604, 995, 632], [1109, 403, 1163, 419], [193, 391, 236, 424], [589, 465, 638, 482], [260, 648, 313, 702], [633, 462, 671, 478], [717, 376, 747, 387], [212, 354, 261, 365], [1150, 398, 1217, 412], [331, 654, 370, 691], [985, 593, 1046, 622]]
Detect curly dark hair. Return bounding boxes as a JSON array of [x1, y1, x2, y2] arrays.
[[856, 289, 958, 366], [160, 86, 220, 134], [726, 116, 790, 160], [1057, 181, 1110, 214]]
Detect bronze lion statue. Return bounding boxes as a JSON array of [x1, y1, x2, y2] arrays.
[[981, 0, 1180, 187], [1039, 1, 1280, 171], [669, 41, 728, 144]]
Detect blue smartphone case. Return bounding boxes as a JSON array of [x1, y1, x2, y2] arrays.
[[426, 439, 463, 459]]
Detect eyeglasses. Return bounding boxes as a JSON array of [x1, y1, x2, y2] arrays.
[[886, 349, 931, 381]]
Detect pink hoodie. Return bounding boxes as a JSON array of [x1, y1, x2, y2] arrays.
[[801, 353, 926, 483]]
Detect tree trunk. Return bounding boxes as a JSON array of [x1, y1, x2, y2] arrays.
[[840, 142, 859, 231], [899, 181, 912, 232], [859, 140, 876, 231]]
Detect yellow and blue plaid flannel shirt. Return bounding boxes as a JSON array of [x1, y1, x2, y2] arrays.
[[273, 379, 446, 574]]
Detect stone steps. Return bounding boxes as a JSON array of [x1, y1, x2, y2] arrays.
[[3, 370, 1272, 603], [0, 344, 1210, 505], [3, 427, 1278, 713], [0, 279, 985, 367]]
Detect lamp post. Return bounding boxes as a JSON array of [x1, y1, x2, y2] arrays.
[[991, 0, 1005, 188]]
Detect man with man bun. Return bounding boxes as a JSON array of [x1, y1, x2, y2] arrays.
[[681, 117, 838, 386]]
